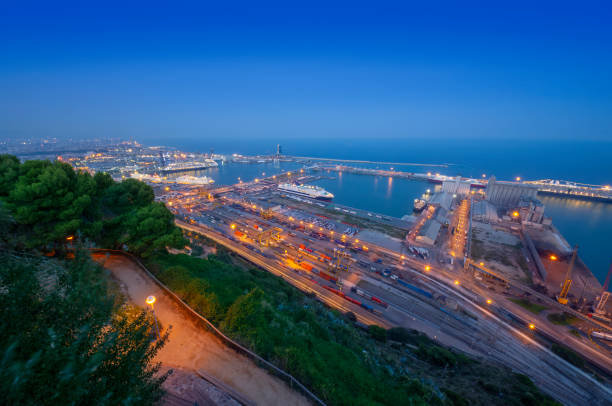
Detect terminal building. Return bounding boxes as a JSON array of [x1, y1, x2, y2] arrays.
[[485, 176, 538, 208]]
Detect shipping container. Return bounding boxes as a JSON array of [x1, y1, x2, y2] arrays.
[[299, 261, 313, 271]]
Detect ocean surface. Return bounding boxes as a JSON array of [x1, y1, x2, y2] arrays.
[[156, 137, 612, 283]]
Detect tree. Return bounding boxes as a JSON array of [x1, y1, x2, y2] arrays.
[[0, 154, 20, 197], [0, 251, 168, 405], [119, 202, 187, 257], [103, 178, 154, 215], [6, 160, 96, 248]]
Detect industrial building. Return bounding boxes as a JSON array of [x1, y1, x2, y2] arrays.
[[441, 176, 472, 196], [517, 196, 545, 224], [485, 176, 538, 208]]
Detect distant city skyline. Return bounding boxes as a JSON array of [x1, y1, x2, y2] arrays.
[[1, 2, 611, 141]]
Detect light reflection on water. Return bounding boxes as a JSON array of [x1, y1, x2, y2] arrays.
[[538, 196, 612, 283]]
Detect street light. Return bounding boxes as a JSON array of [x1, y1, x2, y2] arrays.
[[230, 224, 236, 230], [486, 299, 493, 305], [528, 323, 536, 330], [549, 254, 557, 261], [425, 265, 431, 271], [146, 295, 160, 340]]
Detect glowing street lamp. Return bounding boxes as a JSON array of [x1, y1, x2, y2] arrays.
[[486, 299, 493, 305], [549, 254, 557, 261], [528, 323, 536, 330], [425, 265, 431, 271], [146, 295, 160, 340]]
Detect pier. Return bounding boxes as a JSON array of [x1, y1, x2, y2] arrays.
[[312, 165, 612, 203]]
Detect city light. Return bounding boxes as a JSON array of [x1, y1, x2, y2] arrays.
[[454, 280, 460, 285], [146, 295, 156, 306], [66, 235, 74, 241], [549, 254, 557, 261], [230, 224, 236, 230], [512, 211, 519, 218], [516, 176, 521, 181], [400, 255, 405, 260], [528, 323, 536, 330], [486, 299, 493, 305], [425, 265, 431, 271]]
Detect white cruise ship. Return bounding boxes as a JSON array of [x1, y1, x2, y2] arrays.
[[278, 183, 334, 201], [161, 159, 218, 173], [130, 172, 162, 183], [175, 175, 214, 185]]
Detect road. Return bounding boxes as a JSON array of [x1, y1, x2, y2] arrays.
[[93, 253, 310, 406]]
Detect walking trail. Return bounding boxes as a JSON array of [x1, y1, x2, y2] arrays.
[[94, 253, 310, 406]]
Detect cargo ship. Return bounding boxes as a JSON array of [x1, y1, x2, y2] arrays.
[[413, 198, 427, 213], [278, 183, 334, 201], [175, 175, 214, 185]]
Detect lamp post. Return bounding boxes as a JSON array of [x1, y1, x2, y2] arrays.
[[146, 295, 160, 340]]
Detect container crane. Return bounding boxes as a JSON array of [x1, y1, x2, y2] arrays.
[[557, 246, 577, 305], [594, 262, 612, 315]]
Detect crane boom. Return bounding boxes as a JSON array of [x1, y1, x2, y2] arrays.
[[557, 246, 578, 305]]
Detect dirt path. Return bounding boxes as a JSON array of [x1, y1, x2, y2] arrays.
[[94, 254, 310, 406]]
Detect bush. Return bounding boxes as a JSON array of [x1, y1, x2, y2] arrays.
[[368, 325, 388, 342], [387, 327, 413, 343]]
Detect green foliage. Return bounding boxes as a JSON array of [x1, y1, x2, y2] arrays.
[[550, 344, 584, 369], [149, 252, 432, 405], [508, 298, 548, 314], [547, 312, 578, 326], [7, 160, 96, 247], [387, 327, 412, 343], [0, 251, 167, 405], [0, 155, 185, 256], [368, 325, 388, 342], [416, 344, 459, 367], [0, 154, 20, 196]]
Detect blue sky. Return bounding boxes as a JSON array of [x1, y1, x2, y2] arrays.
[[1, 1, 611, 141]]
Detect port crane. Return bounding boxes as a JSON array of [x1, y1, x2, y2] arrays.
[[594, 262, 612, 315], [557, 246, 577, 305]]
